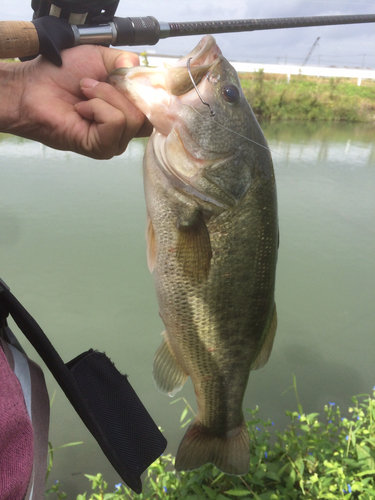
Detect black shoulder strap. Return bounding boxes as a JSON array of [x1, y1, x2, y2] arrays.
[[0, 278, 166, 494]]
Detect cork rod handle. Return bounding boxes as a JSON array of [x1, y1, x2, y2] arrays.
[[0, 21, 39, 59]]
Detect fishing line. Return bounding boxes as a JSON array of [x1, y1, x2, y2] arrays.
[[187, 57, 216, 117], [184, 59, 347, 169], [187, 104, 290, 162]]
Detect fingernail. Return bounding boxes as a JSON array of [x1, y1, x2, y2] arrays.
[[116, 57, 134, 69], [80, 78, 99, 89]]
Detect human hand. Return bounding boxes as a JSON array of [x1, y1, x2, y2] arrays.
[[1, 45, 152, 159]]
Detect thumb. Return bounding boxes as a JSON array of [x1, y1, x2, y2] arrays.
[[115, 53, 139, 69], [96, 46, 140, 73]]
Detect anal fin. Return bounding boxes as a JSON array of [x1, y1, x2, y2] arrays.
[[153, 333, 187, 397]]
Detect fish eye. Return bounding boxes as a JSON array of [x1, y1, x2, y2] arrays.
[[221, 85, 240, 104]]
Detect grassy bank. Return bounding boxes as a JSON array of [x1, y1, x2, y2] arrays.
[[47, 384, 375, 499], [239, 71, 375, 123]]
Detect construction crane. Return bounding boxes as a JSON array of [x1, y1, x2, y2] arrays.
[[302, 37, 320, 66]]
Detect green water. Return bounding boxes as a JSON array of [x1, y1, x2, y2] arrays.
[[1, 121, 374, 496]]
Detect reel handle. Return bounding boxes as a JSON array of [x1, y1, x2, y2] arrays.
[[0, 16, 162, 66]]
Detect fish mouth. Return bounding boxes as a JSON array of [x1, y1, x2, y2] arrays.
[[173, 34, 222, 69], [108, 36, 226, 206], [109, 34, 221, 80], [108, 35, 222, 129]]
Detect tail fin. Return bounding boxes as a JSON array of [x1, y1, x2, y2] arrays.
[[174, 419, 249, 475]]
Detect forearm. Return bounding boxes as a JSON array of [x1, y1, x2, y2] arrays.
[[0, 61, 24, 134]]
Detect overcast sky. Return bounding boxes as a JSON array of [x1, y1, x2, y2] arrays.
[[3, 0, 375, 68]]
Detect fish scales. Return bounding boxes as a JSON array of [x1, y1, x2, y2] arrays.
[[109, 35, 278, 476], [147, 141, 277, 415]]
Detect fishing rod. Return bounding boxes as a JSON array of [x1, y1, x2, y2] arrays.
[[0, 0, 375, 66]]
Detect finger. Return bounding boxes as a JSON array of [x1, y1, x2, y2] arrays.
[[115, 54, 137, 70], [80, 79, 135, 112], [80, 79, 146, 134], [135, 119, 153, 138], [78, 85, 152, 139], [95, 46, 140, 73], [75, 98, 127, 158], [75, 97, 146, 159]]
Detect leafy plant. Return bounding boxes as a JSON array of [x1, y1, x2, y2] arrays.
[[46, 381, 375, 499], [239, 73, 375, 122]]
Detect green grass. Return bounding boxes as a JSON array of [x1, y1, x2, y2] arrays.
[[46, 380, 375, 500], [239, 71, 375, 123]]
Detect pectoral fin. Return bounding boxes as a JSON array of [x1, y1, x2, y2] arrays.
[[146, 213, 156, 273], [153, 333, 187, 397], [251, 305, 277, 370], [177, 210, 212, 283]]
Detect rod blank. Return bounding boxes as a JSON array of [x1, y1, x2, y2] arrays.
[[166, 14, 375, 37], [0, 13, 374, 63]]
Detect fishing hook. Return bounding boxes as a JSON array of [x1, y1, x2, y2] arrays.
[[187, 57, 215, 117]]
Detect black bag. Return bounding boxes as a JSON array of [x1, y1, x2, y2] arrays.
[[0, 279, 167, 494]]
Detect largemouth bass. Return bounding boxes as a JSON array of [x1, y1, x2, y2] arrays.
[[109, 35, 278, 476]]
